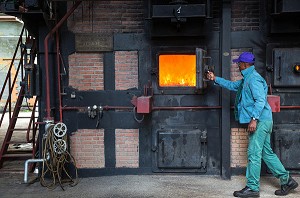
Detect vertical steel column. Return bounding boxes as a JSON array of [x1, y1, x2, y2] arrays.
[[221, 0, 231, 179]]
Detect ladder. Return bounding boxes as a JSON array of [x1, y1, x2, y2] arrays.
[[0, 26, 39, 170]]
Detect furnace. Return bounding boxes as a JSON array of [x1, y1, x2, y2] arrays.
[[159, 54, 196, 87], [1, 0, 300, 180], [151, 45, 219, 173], [153, 47, 210, 94], [272, 48, 300, 87]]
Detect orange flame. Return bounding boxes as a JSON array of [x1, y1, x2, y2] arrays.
[[159, 54, 196, 87]]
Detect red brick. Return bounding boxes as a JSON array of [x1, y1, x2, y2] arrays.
[[67, 1, 144, 34], [70, 129, 105, 168], [231, 126, 249, 168], [115, 51, 139, 90], [68, 53, 104, 91], [115, 129, 139, 168]]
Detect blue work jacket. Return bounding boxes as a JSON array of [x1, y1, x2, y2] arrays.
[[215, 66, 272, 124]]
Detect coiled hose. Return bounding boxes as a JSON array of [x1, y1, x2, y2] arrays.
[[40, 123, 78, 190]]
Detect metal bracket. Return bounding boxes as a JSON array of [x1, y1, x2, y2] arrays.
[[200, 130, 207, 169]]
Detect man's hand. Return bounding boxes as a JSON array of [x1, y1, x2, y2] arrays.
[[248, 120, 257, 133], [206, 71, 216, 81]]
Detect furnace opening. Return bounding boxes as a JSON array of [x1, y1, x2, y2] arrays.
[[158, 54, 196, 87]]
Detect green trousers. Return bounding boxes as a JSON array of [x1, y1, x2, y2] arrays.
[[246, 120, 289, 191]]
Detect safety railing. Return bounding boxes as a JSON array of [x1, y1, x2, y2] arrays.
[[0, 25, 25, 127], [0, 25, 39, 169]]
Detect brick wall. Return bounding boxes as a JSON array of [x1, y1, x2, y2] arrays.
[[66, 1, 260, 170], [115, 51, 139, 90], [230, 51, 243, 82], [68, 53, 104, 91], [231, 0, 260, 31], [67, 1, 141, 170], [231, 128, 248, 167], [230, 48, 253, 168], [115, 129, 139, 168], [68, 0, 144, 34], [70, 129, 105, 168], [70, 128, 139, 168], [230, 48, 252, 81]]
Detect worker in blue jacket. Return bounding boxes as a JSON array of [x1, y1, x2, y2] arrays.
[[207, 52, 298, 197]]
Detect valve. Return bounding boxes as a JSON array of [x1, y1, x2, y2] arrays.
[[87, 105, 104, 128], [53, 122, 67, 138], [87, 105, 98, 119]]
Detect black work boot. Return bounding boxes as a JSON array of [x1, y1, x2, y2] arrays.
[[275, 176, 298, 196], [233, 186, 260, 197]]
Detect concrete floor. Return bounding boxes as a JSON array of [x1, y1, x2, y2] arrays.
[[0, 112, 299, 198], [0, 112, 35, 172], [0, 173, 299, 198]]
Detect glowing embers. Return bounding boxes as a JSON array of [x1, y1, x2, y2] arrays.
[[159, 54, 196, 87]]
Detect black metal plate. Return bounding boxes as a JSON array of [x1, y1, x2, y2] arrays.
[[157, 128, 206, 169], [152, 4, 206, 18], [273, 125, 300, 169], [273, 48, 300, 87]]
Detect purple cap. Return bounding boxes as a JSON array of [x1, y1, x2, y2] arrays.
[[232, 52, 255, 63]]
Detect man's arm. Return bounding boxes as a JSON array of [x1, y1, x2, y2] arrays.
[[247, 78, 266, 133], [207, 71, 241, 91], [249, 78, 266, 120]]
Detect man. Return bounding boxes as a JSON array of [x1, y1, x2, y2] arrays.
[[207, 52, 298, 197]]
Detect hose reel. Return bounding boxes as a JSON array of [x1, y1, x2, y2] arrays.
[[52, 123, 67, 154], [40, 122, 78, 190]]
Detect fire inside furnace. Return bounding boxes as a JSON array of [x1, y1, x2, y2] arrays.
[[159, 54, 196, 87]]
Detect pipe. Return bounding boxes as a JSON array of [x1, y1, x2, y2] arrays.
[[274, 0, 278, 14], [24, 158, 44, 183], [62, 106, 133, 111], [34, 122, 47, 125], [24, 154, 50, 184], [152, 106, 300, 110], [280, 106, 300, 109], [62, 105, 223, 111], [56, 31, 63, 122], [44, 1, 82, 120], [152, 106, 222, 110], [62, 105, 300, 111], [206, 0, 212, 18]]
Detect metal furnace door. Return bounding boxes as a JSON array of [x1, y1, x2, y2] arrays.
[[273, 126, 300, 170], [153, 127, 207, 173], [273, 48, 300, 87]]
